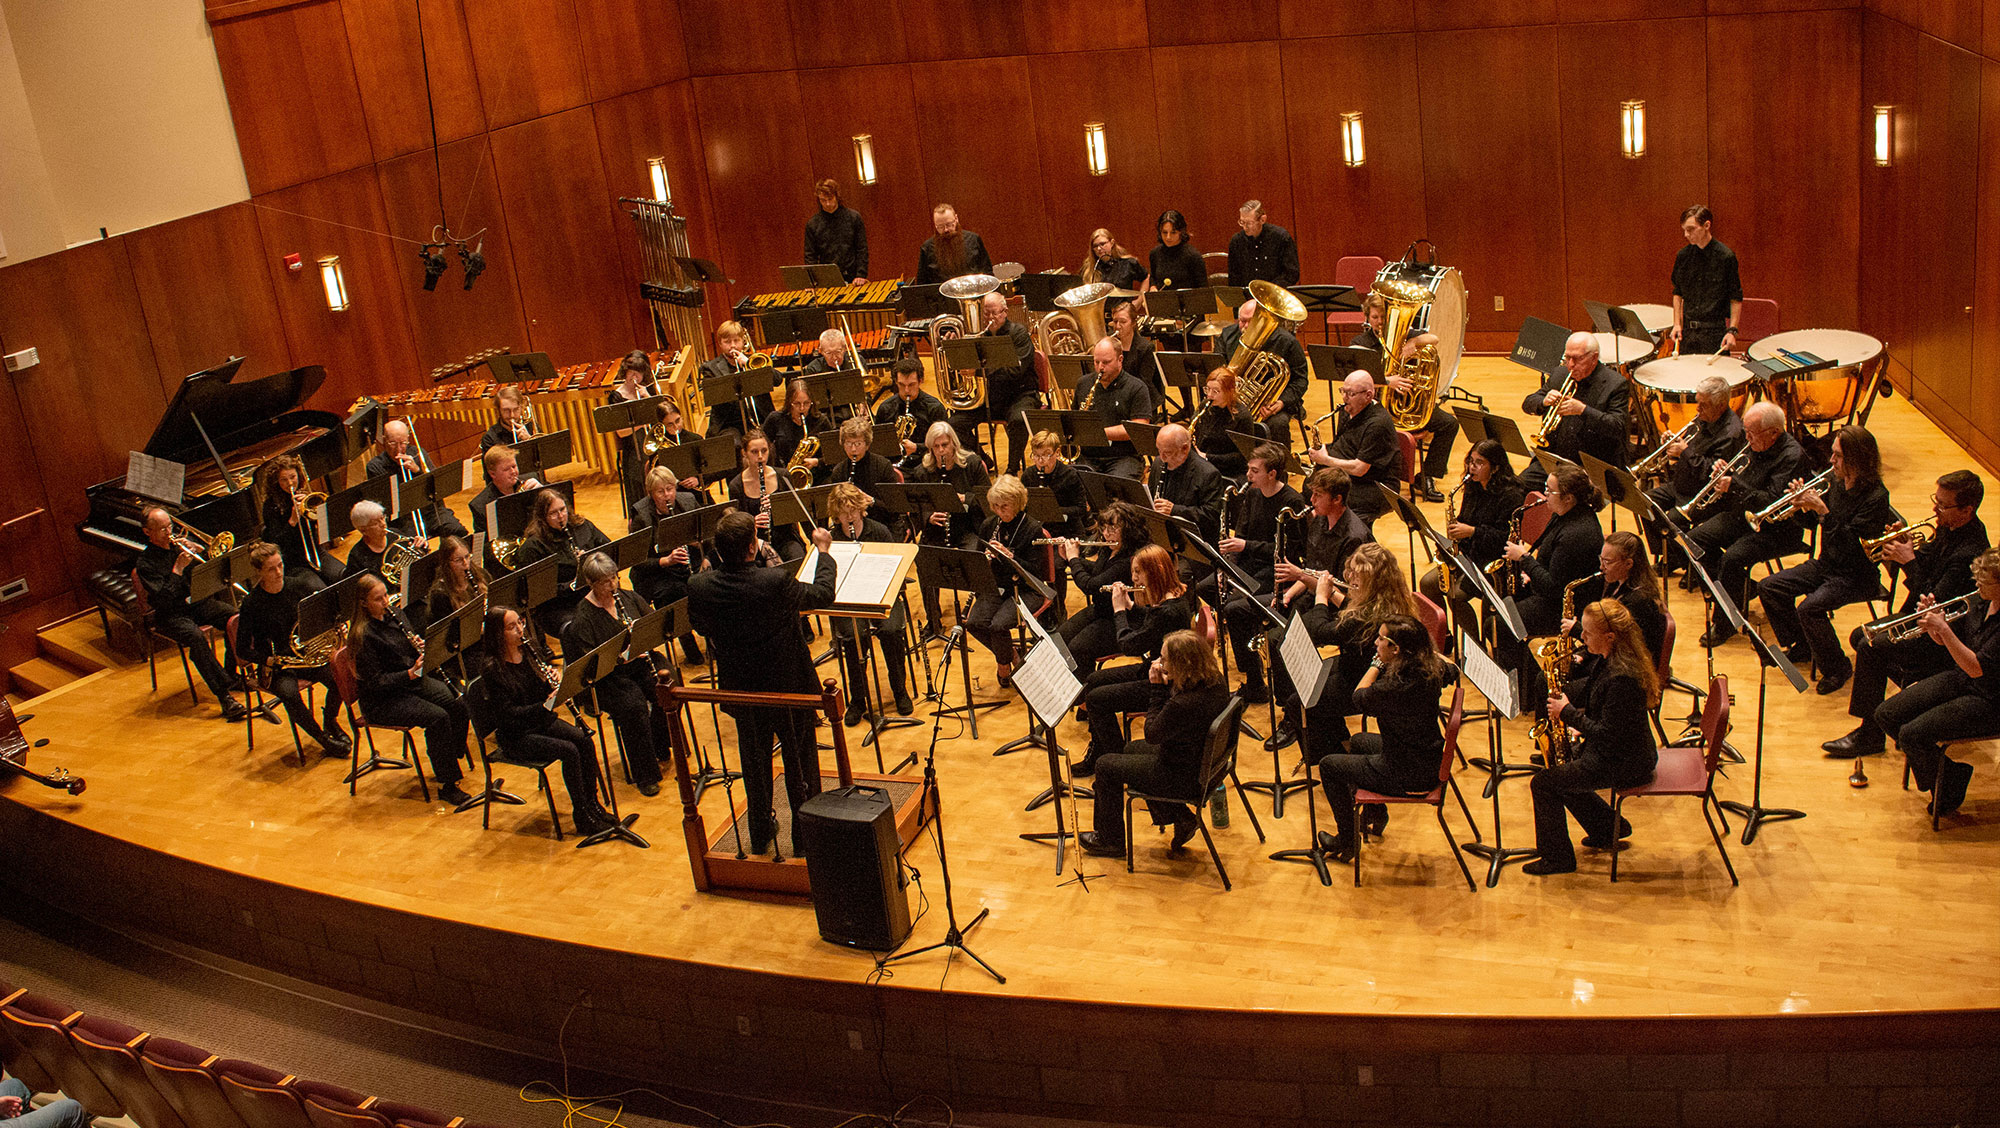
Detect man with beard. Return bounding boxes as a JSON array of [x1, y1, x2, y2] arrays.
[[915, 203, 994, 285]]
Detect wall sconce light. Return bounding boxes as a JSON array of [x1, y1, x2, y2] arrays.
[[1620, 99, 1646, 159], [317, 255, 349, 312], [1084, 122, 1109, 176], [1873, 105, 1893, 167], [647, 156, 672, 202], [1340, 112, 1365, 168], [852, 134, 877, 186]]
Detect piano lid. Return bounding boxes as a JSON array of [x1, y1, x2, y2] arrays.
[[143, 359, 328, 462]]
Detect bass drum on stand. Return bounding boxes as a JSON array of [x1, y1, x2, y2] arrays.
[[1377, 241, 1468, 400]]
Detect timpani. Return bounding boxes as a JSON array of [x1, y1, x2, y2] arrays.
[[1632, 353, 1756, 436], [1592, 331, 1657, 369], [1747, 328, 1884, 426]]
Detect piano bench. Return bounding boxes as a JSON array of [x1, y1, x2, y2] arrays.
[[87, 566, 147, 655]]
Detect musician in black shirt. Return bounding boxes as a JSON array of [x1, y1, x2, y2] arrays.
[[730, 428, 805, 564], [343, 501, 406, 589], [914, 204, 993, 285], [1353, 291, 1456, 500], [513, 489, 612, 641], [949, 292, 1040, 474], [1670, 205, 1743, 357], [560, 553, 671, 797], [1315, 615, 1453, 862], [1079, 227, 1146, 292], [1226, 201, 1300, 288], [607, 350, 667, 510], [479, 385, 535, 456], [1829, 470, 1990, 759], [1192, 368, 1258, 477], [1076, 545, 1195, 777], [1641, 374, 1743, 564], [240, 543, 348, 754], [1148, 423, 1225, 542], [1076, 631, 1232, 858], [467, 445, 541, 538], [367, 419, 467, 541], [1500, 463, 1606, 640], [1108, 300, 1161, 415], [1519, 332, 1630, 495], [1875, 548, 2000, 816], [913, 422, 992, 634], [964, 476, 1049, 689], [1148, 210, 1206, 291], [1309, 371, 1402, 526], [477, 606, 615, 834], [1235, 468, 1372, 707], [1023, 432, 1087, 536], [1756, 426, 1896, 695], [804, 179, 868, 283], [1216, 444, 1307, 686], [1688, 402, 1809, 643], [629, 466, 706, 666], [423, 535, 488, 637], [1056, 502, 1152, 670], [761, 378, 831, 480], [1420, 439, 1524, 634], [701, 321, 776, 438], [1073, 339, 1154, 479], [256, 454, 339, 591], [824, 415, 903, 532], [826, 484, 914, 723], [1214, 298, 1309, 445], [348, 574, 469, 805], [873, 359, 951, 474]]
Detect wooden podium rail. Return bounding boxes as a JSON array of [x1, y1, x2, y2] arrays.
[[657, 677, 933, 897]]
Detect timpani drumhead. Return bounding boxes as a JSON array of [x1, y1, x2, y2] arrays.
[[1592, 332, 1657, 367], [1747, 328, 1884, 370], [1634, 354, 1754, 431], [1624, 303, 1676, 336]]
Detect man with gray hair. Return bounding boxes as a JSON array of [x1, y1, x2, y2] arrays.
[[1518, 330, 1629, 494], [1228, 200, 1300, 288], [366, 418, 467, 540], [1147, 422, 1225, 542], [1643, 373, 1745, 566], [1308, 371, 1402, 525], [1685, 400, 1809, 644]]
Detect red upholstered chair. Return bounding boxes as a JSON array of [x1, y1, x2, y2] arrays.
[[330, 645, 431, 801], [0, 991, 124, 1117], [0, 986, 57, 1095], [1518, 491, 1552, 545], [1733, 298, 1779, 353], [1414, 592, 1449, 655], [1326, 256, 1385, 341], [1610, 675, 1738, 884], [68, 1015, 190, 1128], [1202, 251, 1229, 286], [367, 1098, 456, 1128], [140, 1036, 252, 1128], [217, 1059, 313, 1128], [1350, 684, 1479, 890], [296, 1079, 391, 1128]]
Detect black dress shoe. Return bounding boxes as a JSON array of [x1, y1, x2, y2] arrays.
[[1816, 670, 1851, 696], [1415, 477, 1445, 503], [1935, 759, 1974, 816], [321, 733, 353, 756], [439, 784, 473, 806], [1821, 726, 1884, 758], [893, 689, 914, 716], [1076, 831, 1124, 858], [1698, 626, 1737, 648], [843, 700, 866, 727], [574, 807, 617, 835], [1315, 830, 1356, 864], [1783, 642, 1811, 665], [1263, 720, 1299, 752], [637, 780, 662, 798], [1581, 820, 1633, 849], [1238, 682, 1270, 705], [1361, 807, 1388, 840], [221, 697, 250, 723], [1170, 814, 1200, 849], [1521, 857, 1576, 876], [1071, 753, 1099, 779]]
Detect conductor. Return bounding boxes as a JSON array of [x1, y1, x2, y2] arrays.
[[687, 510, 838, 858]]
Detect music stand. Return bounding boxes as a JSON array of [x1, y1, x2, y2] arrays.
[[1011, 637, 1098, 884], [1309, 344, 1385, 386], [1451, 407, 1533, 461], [1042, 355, 1093, 399], [653, 501, 733, 561], [391, 459, 465, 527], [421, 598, 484, 677], [1508, 316, 1570, 376], [1155, 352, 1223, 398], [757, 307, 830, 349], [1290, 283, 1361, 344], [654, 434, 739, 486], [939, 335, 1019, 378], [1076, 468, 1151, 513], [318, 474, 395, 543], [1454, 627, 1530, 886], [398, 541, 450, 610], [779, 263, 844, 288], [800, 369, 869, 415], [1266, 609, 1338, 886], [485, 481, 574, 553], [297, 574, 366, 641], [913, 547, 1006, 736], [1715, 624, 1809, 844], [767, 486, 825, 532], [484, 352, 558, 386], [1012, 272, 1079, 313], [187, 543, 257, 604], [514, 430, 574, 482], [702, 367, 779, 430], [674, 256, 727, 285], [547, 636, 647, 850], [486, 556, 560, 614], [896, 284, 954, 322]]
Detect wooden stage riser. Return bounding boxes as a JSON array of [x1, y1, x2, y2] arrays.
[[3, 799, 1993, 1128]]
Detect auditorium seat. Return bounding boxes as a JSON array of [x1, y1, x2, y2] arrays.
[[1326, 257, 1386, 341], [366, 1098, 457, 1128], [296, 1078, 389, 1128], [0, 991, 124, 1118], [67, 1014, 189, 1128], [0, 985, 57, 1096], [217, 1059, 313, 1128], [140, 1036, 253, 1128]]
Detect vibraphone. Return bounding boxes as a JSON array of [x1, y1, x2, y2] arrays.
[[359, 349, 678, 483], [734, 277, 906, 365]]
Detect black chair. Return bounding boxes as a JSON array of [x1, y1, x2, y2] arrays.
[[129, 567, 209, 705], [1124, 695, 1263, 889], [1901, 730, 2000, 831], [463, 674, 563, 839]]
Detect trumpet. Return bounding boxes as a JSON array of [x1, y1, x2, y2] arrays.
[[1864, 517, 1937, 562], [1531, 372, 1577, 449], [1861, 589, 1981, 645], [1675, 447, 1751, 520], [1630, 419, 1699, 479], [1746, 468, 1833, 531]]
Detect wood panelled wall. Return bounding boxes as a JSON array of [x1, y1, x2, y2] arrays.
[[5, 0, 1983, 684]]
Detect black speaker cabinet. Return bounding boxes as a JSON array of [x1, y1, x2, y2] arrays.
[[799, 786, 911, 950]]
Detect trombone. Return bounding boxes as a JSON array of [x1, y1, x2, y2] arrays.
[[294, 489, 328, 572], [1746, 469, 1832, 532], [1864, 517, 1937, 562]]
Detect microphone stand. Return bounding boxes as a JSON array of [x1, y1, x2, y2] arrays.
[[878, 622, 1005, 984]]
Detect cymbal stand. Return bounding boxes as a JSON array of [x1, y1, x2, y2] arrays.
[[879, 622, 1004, 983]]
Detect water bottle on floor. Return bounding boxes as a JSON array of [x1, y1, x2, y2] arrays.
[[1209, 784, 1229, 829]]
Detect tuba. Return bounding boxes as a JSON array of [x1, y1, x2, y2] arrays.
[[1043, 281, 1114, 361], [1372, 278, 1442, 430], [1227, 280, 1309, 420], [932, 273, 1001, 410]]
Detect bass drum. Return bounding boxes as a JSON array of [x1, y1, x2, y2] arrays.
[[1378, 259, 1467, 393]]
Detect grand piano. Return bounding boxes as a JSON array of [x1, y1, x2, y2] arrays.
[[77, 358, 355, 556]]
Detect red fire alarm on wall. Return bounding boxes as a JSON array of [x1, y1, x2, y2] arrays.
[[284, 253, 303, 272]]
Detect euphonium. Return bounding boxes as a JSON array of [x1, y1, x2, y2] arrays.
[[1864, 517, 1937, 562], [1746, 468, 1833, 531], [1372, 277, 1441, 430], [1228, 280, 1308, 421], [932, 274, 1000, 410]]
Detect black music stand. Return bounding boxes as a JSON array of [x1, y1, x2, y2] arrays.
[[1508, 316, 1570, 377], [1076, 468, 1151, 513], [896, 284, 955, 322], [513, 430, 574, 482], [939, 335, 1019, 380], [485, 352, 559, 386], [1309, 343, 1385, 385], [187, 543, 257, 605], [296, 575, 365, 641], [1582, 300, 1654, 367], [1290, 283, 1361, 345], [654, 433, 738, 486], [592, 395, 671, 511], [484, 481, 574, 561], [391, 459, 466, 529], [702, 367, 780, 434], [1042, 354, 1093, 395], [1716, 624, 1809, 845], [318, 474, 395, 543], [639, 597, 729, 802], [780, 263, 844, 288], [1451, 407, 1534, 461], [1454, 626, 1530, 886], [758, 307, 830, 351], [1266, 609, 1338, 886], [398, 541, 450, 611], [800, 369, 869, 415], [546, 637, 647, 850], [1012, 272, 1080, 314], [913, 546, 1006, 738], [486, 556, 560, 615], [675, 256, 728, 285], [1022, 410, 1108, 458], [1022, 486, 1068, 530]]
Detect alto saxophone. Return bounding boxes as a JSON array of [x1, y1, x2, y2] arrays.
[[1531, 570, 1600, 766], [1484, 496, 1548, 597], [1438, 473, 1467, 594]]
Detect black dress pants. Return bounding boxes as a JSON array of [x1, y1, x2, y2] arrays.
[[1876, 670, 1998, 792], [1318, 733, 1439, 848], [157, 598, 237, 699], [507, 717, 602, 817], [1528, 753, 1651, 869], [591, 672, 667, 788], [1083, 664, 1153, 760], [733, 705, 822, 853], [363, 677, 467, 785], [1847, 629, 1948, 731], [1091, 741, 1197, 849], [267, 666, 345, 749]]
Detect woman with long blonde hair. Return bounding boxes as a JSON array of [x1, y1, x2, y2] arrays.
[[1079, 227, 1147, 291], [1267, 541, 1416, 757]]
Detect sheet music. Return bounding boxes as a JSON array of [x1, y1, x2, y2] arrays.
[[1014, 639, 1082, 728], [836, 551, 901, 607], [1458, 629, 1519, 718], [1279, 609, 1334, 710], [124, 451, 185, 505], [826, 540, 863, 571]]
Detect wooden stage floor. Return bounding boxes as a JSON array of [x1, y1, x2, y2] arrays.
[[5, 357, 1997, 1027]]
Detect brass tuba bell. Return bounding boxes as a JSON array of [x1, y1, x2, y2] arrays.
[[1226, 280, 1308, 420], [1372, 277, 1442, 430], [932, 273, 1002, 410]]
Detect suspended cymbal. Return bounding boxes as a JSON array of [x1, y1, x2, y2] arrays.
[[940, 274, 1002, 300], [1189, 322, 1224, 338], [991, 261, 1026, 282], [1107, 287, 1142, 300]]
